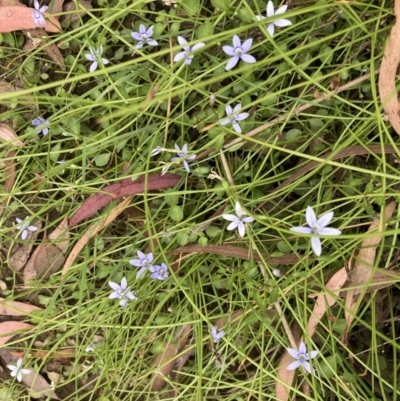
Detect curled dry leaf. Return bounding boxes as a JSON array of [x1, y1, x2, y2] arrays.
[[379, 0, 400, 135], [0, 321, 33, 346], [69, 173, 182, 227], [0, 123, 24, 146], [343, 201, 396, 343], [0, 6, 61, 33], [0, 297, 42, 316]]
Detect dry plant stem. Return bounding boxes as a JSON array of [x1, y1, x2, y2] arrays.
[[164, 35, 174, 146], [61, 197, 133, 276], [224, 69, 380, 149], [274, 301, 297, 349], [220, 150, 235, 187]]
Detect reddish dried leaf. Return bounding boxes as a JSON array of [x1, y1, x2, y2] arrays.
[[69, 173, 182, 227], [0, 6, 61, 33], [0, 297, 42, 316], [170, 244, 300, 265], [0, 321, 33, 345]]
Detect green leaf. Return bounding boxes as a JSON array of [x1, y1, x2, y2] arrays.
[[181, 0, 200, 16], [211, 0, 229, 11], [176, 231, 189, 246], [198, 236, 208, 247], [285, 129, 302, 141], [206, 226, 222, 238], [197, 21, 214, 39], [95, 153, 111, 167], [238, 7, 254, 22], [277, 241, 291, 254], [169, 205, 184, 222]]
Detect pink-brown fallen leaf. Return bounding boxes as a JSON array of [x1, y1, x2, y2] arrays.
[[343, 201, 396, 344], [379, 0, 400, 135], [276, 351, 296, 401], [69, 173, 182, 227], [0, 6, 61, 33], [0, 321, 33, 346], [0, 297, 42, 316], [306, 267, 348, 338], [0, 123, 24, 146]]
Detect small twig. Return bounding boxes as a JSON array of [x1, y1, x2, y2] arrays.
[[223, 69, 380, 149], [220, 150, 235, 187]]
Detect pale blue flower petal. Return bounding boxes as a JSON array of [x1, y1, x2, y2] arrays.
[[266, 0, 274, 17], [286, 360, 301, 371], [241, 38, 253, 53], [305, 206, 318, 228], [222, 45, 235, 56], [274, 18, 292, 27], [267, 23, 275, 36], [318, 227, 341, 236], [232, 34, 241, 48], [240, 54, 256, 64], [174, 51, 187, 62], [311, 236, 322, 256], [317, 211, 334, 228], [290, 226, 313, 234]]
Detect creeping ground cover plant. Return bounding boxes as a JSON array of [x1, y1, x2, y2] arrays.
[[1, 0, 400, 400]]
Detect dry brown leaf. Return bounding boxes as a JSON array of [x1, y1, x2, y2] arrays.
[[151, 343, 177, 391], [62, 197, 132, 275], [343, 201, 396, 343], [22, 29, 66, 71], [0, 151, 16, 218], [0, 321, 33, 346], [0, 297, 42, 316], [0, 123, 24, 146], [0, 79, 36, 109], [23, 244, 65, 284], [0, 351, 59, 399], [379, 0, 400, 135], [151, 324, 192, 391], [306, 267, 348, 338], [276, 351, 296, 401], [0, 6, 61, 33], [61, 0, 92, 24], [9, 220, 42, 271], [50, 0, 64, 14], [48, 217, 70, 254]]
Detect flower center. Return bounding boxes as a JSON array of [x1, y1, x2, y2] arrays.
[[159, 269, 165, 275], [311, 224, 320, 234], [235, 47, 243, 55], [177, 151, 185, 157], [34, 10, 41, 18], [299, 354, 306, 364], [141, 33, 148, 40], [142, 259, 149, 267]]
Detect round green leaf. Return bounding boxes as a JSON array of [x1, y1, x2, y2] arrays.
[[169, 205, 184, 222]]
